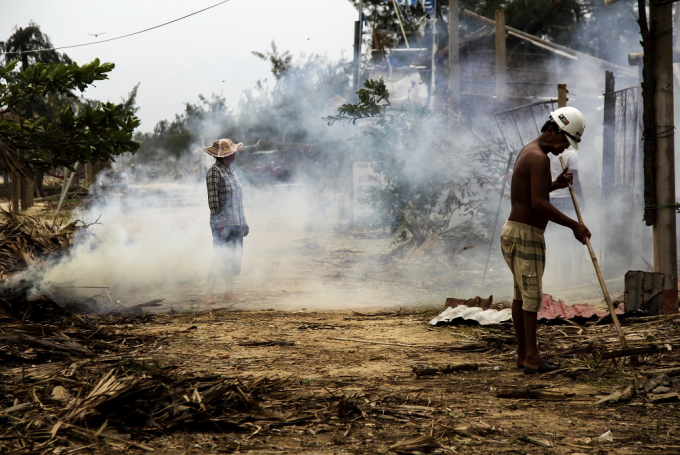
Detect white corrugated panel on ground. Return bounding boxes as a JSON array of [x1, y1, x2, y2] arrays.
[[429, 305, 513, 326]]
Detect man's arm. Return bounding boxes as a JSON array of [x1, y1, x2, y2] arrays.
[[529, 155, 590, 243], [529, 159, 577, 229], [549, 166, 573, 193], [206, 168, 222, 214]]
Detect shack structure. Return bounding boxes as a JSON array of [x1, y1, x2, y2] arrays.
[[368, 9, 639, 116]]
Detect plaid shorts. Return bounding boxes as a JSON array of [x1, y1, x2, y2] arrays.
[[500, 221, 546, 312]]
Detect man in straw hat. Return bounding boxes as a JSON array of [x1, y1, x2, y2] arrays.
[[204, 138, 250, 304]]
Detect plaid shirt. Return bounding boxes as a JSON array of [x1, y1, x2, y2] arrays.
[[206, 162, 246, 228]]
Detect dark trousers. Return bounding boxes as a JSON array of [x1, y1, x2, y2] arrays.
[[210, 225, 244, 276]]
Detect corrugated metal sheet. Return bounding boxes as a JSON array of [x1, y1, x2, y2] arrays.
[[538, 294, 624, 321], [429, 305, 512, 326], [430, 293, 624, 326]]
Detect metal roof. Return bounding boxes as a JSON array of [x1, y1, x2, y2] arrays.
[[538, 294, 624, 321], [430, 293, 624, 326], [430, 306, 512, 326]]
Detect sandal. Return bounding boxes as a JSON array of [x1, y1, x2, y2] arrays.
[[523, 361, 562, 375], [223, 293, 240, 303]]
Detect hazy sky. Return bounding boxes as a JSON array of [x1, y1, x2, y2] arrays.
[[2, 0, 358, 132]]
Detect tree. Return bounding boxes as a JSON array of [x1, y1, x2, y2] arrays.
[[0, 59, 140, 176], [1, 22, 72, 69], [326, 79, 503, 253], [252, 41, 293, 80], [2, 23, 93, 198]]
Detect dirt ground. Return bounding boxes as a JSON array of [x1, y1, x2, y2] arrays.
[[3, 189, 680, 454], [108, 306, 678, 455]]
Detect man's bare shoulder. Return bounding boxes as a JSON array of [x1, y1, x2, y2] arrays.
[[516, 141, 548, 166]]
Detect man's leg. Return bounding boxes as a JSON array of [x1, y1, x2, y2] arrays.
[[222, 272, 238, 302], [512, 299, 526, 368], [522, 309, 543, 370], [205, 254, 224, 303], [221, 236, 242, 302]]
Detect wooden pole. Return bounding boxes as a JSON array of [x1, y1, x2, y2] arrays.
[[11, 173, 20, 212], [602, 71, 616, 266], [650, 0, 678, 313], [560, 156, 629, 350], [448, 0, 460, 129], [428, 14, 437, 109], [85, 162, 94, 188], [557, 84, 568, 108], [494, 10, 507, 103], [21, 175, 33, 210]]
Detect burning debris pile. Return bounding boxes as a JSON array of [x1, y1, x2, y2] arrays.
[[0, 208, 88, 274], [0, 208, 95, 323]]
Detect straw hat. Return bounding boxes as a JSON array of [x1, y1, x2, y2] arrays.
[[203, 138, 244, 158]]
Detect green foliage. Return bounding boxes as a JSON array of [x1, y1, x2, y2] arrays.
[[121, 83, 141, 115], [0, 58, 140, 174], [1, 21, 72, 67], [325, 79, 390, 125], [252, 41, 293, 80], [327, 79, 501, 246]]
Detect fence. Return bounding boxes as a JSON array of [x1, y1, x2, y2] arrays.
[[602, 86, 640, 274], [493, 99, 557, 156]]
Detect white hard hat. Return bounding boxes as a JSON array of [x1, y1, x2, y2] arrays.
[[549, 107, 586, 150]]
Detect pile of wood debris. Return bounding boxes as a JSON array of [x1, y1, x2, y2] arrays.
[[0, 302, 306, 453], [391, 220, 484, 263], [0, 208, 88, 273], [479, 313, 680, 385]]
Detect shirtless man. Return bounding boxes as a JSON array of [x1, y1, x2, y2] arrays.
[[501, 107, 591, 374]]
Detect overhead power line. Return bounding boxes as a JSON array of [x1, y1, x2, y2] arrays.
[[1, 0, 231, 56]]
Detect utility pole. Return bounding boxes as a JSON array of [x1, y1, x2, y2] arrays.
[[602, 71, 615, 266], [448, 0, 460, 127], [352, 0, 364, 102], [650, 0, 678, 313]]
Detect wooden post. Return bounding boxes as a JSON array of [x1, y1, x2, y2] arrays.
[[21, 176, 33, 210], [557, 84, 568, 107], [602, 71, 616, 269], [85, 162, 95, 188], [650, 0, 678, 313], [494, 10, 507, 103], [11, 173, 20, 212], [448, 0, 460, 128]]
